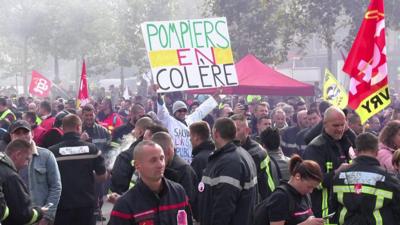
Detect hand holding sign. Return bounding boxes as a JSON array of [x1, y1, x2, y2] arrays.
[[152, 84, 160, 93], [212, 87, 223, 102]]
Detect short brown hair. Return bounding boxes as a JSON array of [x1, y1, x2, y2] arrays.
[[151, 132, 173, 151], [135, 117, 153, 131], [213, 118, 236, 141], [379, 120, 400, 149], [81, 104, 95, 113], [5, 139, 32, 155], [189, 121, 210, 141], [62, 114, 82, 130]]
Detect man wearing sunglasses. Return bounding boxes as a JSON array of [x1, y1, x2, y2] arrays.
[[154, 85, 221, 164]]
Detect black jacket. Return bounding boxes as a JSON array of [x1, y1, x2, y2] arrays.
[[48, 132, 106, 209], [165, 154, 197, 203], [303, 121, 323, 145], [331, 156, 400, 225], [281, 125, 300, 157], [108, 178, 193, 225], [303, 131, 353, 220], [304, 121, 356, 147], [112, 122, 134, 143], [83, 122, 111, 152], [0, 153, 42, 225], [191, 140, 215, 183], [110, 137, 143, 194], [295, 127, 309, 156], [198, 142, 257, 225], [241, 137, 280, 200]]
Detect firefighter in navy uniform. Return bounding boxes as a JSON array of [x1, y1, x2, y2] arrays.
[[331, 133, 400, 225], [0, 140, 43, 225], [303, 107, 352, 224], [108, 140, 193, 225], [49, 114, 107, 225], [0, 186, 8, 224], [198, 118, 258, 225], [231, 114, 280, 200]]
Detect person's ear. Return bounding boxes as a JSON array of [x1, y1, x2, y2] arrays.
[[133, 160, 140, 170]]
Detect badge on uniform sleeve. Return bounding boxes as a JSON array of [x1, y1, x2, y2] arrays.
[[177, 210, 188, 225], [354, 183, 362, 194], [198, 182, 205, 192]]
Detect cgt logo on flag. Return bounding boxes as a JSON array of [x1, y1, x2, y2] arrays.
[[343, 0, 390, 124], [29, 71, 52, 97]]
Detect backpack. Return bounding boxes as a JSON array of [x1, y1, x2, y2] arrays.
[[253, 184, 296, 225]]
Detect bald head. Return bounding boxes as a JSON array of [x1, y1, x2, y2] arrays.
[[323, 106, 345, 123], [297, 110, 308, 129], [323, 106, 346, 140], [133, 140, 162, 161]]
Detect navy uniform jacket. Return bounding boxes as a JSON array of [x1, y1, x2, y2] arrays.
[[109, 178, 193, 225], [198, 142, 258, 225], [49, 132, 106, 209]]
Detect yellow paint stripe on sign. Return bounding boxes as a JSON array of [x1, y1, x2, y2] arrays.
[[355, 85, 390, 124], [214, 48, 234, 64], [149, 50, 179, 68]]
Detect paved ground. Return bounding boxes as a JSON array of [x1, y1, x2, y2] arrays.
[[96, 197, 113, 225]]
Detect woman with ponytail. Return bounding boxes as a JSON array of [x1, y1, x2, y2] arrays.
[[254, 155, 324, 225]]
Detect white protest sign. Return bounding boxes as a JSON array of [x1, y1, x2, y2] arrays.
[[141, 17, 238, 92]]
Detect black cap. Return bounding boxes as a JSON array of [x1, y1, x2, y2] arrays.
[[9, 120, 31, 133]]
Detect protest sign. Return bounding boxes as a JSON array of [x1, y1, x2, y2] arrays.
[[141, 17, 238, 92]]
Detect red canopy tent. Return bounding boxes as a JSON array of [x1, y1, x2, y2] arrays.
[[188, 54, 314, 96]]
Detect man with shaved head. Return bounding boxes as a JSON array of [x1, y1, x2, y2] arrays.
[[108, 140, 193, 225], [152, 132, 197, 218], [303, 106, 353, 224]]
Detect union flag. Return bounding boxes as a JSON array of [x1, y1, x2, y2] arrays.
[[343, 0, 390, 124]]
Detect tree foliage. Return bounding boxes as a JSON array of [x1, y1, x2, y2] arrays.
[[203, 0, 312, 64]]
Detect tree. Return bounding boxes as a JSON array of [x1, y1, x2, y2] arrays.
[[203, 0, 312, 64]]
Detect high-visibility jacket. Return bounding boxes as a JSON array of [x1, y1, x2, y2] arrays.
[[0, 109, 15, 122], [0, 152, 42, 225], [240, 137, 281, 200], [303, 131, 352, 225], [331, 155, 400, 225]]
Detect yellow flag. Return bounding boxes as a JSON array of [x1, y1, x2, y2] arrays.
[[323, 69, 348, 109]]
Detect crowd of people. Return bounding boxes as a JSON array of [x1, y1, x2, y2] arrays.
[[0, 85, 399, 225]]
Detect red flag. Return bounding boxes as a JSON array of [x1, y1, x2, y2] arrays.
[[29, 71, 52, 97], [342, 0, 390, 124], [77, 60, 89, 107]]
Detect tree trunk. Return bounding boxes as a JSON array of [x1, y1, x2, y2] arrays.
[[54, 54, 60, 84], [120, 66, 125, 94], [75, 58, 80, 93], [327, 41, 333, 73], [23, 36, 28, 96]]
